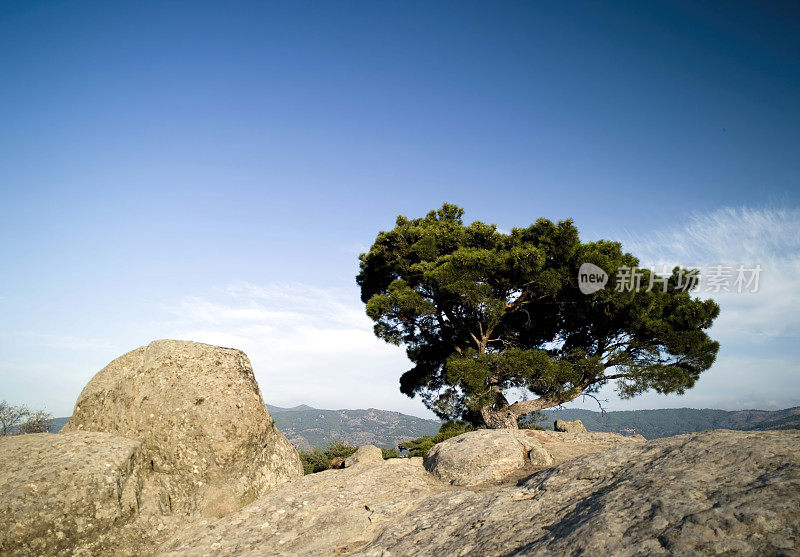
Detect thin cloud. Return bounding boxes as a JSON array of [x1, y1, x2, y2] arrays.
[[574, 206, 800, 411], [159, 282, 427, 416]]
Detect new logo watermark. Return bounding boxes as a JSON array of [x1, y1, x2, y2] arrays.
[[578, 263, 609, 294]]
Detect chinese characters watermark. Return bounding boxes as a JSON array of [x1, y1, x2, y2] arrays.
[[577, 264, 762, 295]]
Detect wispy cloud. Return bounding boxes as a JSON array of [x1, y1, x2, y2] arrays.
[[623, 206, 800, 265], [622, 206, 800, 345], [581, 206, 800, 410], [157, 282, 427, 416]]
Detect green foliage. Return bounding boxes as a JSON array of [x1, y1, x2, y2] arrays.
[[357, 204, 720, 427], [298, 440, 359, 474], [325, 439, 360, 459], [398, 420, 481, 457], [298, 448, 327, 475], [397, 436, 434, 458], [381, 447, 400, 459]]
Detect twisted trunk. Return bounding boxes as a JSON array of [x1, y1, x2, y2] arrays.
[[480, 405, 519, 429], [479, 388, 589, 429]]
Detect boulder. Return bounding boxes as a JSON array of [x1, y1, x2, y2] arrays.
[[62, 339, 303, 517], [423, 428, 642, 486], [423, 429, 545, 486], [0, 431, 174, 556], [554, 418, 587, 433], [357, 430, 800, 556], [344, 445, 384, 467], [157, 457, 445, 556], [329, 457, 346, 469]]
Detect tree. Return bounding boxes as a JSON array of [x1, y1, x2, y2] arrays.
[[357, 204, 720, 429], [0, 400, 29, 436]]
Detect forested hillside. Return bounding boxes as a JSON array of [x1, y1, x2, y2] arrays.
[[48, 405, 799, 445], [533, 407, 800, 438]]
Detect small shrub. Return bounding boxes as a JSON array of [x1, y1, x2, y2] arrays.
[[398, 436, 435, 457], [299, 447, 328, 475], [381, 447, 399, 459], [518, 411, 547, 430], [325, 439, 359, 460], [399, 420, 481, 457], [299, 440, 359, 474]]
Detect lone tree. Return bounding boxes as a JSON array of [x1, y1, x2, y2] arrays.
[[357, 204, 720, 428]]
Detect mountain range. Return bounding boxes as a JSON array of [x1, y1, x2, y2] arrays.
[[47, 405, 799, 449], [264, 404, 440, 450], [533, 406, 800, 439]]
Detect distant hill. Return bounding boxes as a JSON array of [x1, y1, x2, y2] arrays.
[[47, 408, 439, 449], [45, 405, 798, 448], [265, 405, 441, 450], [533, 406, 800, 439], [49, 417, 70, 433]]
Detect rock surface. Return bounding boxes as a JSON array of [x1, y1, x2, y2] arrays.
[[62, 340, 303, 517], [157, 457, 445, 556], [554, 418, 587, 433], [358, 430, 800, 556], [156, 430, 800, 556], [0, 431, 175, 556], [344, 445, 384, 468], [423, 428, 643, 486]]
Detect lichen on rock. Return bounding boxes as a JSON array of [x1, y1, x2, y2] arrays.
[[62, 339, 303, 518]]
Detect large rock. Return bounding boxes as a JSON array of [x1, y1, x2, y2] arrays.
[[423, 429, 544, 486], [423, 428, 643, 486], [554, 418, 587, 433], [0, 432, 174, 556], [344, 445, 384, 467], [157, 457, 446, 556], [358, 430, 800, 556], [62, 340, 303, 517]]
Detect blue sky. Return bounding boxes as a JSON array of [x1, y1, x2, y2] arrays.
[[1, 1, 798, 418]]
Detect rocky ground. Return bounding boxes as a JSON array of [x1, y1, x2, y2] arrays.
[[358, 429, 800, 556], [1, 340, 798, 556], [156, 429, 800, 556], [0, 431, 165, 556], [1, 340, 302, 556]]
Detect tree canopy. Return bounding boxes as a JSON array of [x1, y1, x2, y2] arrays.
[[357, 204, 720, 428]]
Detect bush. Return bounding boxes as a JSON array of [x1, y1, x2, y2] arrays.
[[398, 420, 481, 457], [18, 410, 53, 434], [299, 440, 359, 474], [396, 415, 548, 457], [398, 436, 435, 457], [381, 447, 399, 459], [0, 401, 53, 436], [518, 411, 548, 430], [324, 439, 359, 460]]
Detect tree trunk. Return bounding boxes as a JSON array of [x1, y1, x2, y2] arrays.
[[480, 405, 519, 429], [480, 388, 590, 429]]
